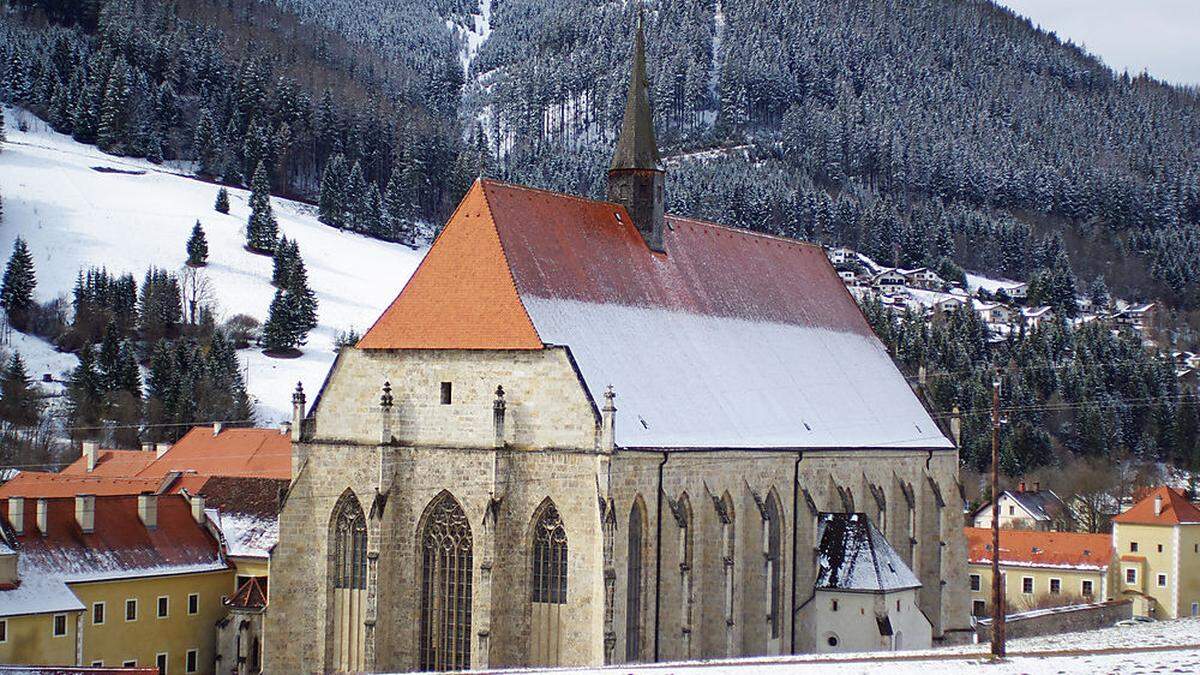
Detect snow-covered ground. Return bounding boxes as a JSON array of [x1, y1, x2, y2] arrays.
[[528, 618, 1200, 674], [0, 107, 423, 422]]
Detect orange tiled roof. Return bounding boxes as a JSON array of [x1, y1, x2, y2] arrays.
[[357, 181, 543, 350], [60, 449, 157, 476], [1112, 486, 1200, 525], [964, 527, 1113, 570], [0, 472, 161, 498], [132, 427, 292, 481]]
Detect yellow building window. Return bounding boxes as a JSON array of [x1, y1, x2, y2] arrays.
[[93, 602, 105, 625], [1049, 578, 1061, 594], [157, 596, 169, 619], [156, 653, 168, 674], [187, 593, 199, 615], [0, 619, 7, 643], [125, 599, 137, 622], [1021, 577, 1034, 594], [52, 614, 68, 637], [1082, 580, 1094, 596], [1126, 568, 1137, 584], [186, 649, 198, 673], [969, 574, 980, 591], [1158, 574, 1168, 588]]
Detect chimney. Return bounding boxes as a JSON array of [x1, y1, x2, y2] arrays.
[[138, 493, 157, 530], [141, 442, 154, 453], [75, 494, 95, 534], [600, 385, 617, 454], [190, 494, 206, 525], [606, 10, 666, 253], [279, 422, 291, 435], [36, 498, 48, 535], [291, 382, 306, 442], [1154, 493, 1163, 517], [213, 422, 223, 436], [83, 440, 99, 472], [380, 381, 394, 445], [493, 385, 506, 449], [1018, 481, 1026, 493], [156, 443, 171, 459], [7, 497, 24, 535]]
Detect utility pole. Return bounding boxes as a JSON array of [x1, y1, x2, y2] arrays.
[[991, 371, 1006, 658]]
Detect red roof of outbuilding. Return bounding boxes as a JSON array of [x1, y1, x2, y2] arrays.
[[132, 427, 292, 480], [226, 576, 268, 609], [964, 527, 1113, 570], [1112, 486, 1200, 525], [0, 472, 160, 498], [60, 449, 157, 476]]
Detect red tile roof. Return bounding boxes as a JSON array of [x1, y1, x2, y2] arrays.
[[356, 179, 947, 450], [1112, 486, 1200, 525], [964, 527, 1113, 570], [0, 472, 161, 498], [60, 449, 157, 476], [226, 576, 268, 609], [132, 427, 292, 480]]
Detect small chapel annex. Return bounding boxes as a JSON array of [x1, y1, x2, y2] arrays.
[[264, 16, 971, 673]]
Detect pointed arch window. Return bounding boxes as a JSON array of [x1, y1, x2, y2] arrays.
[[419, 492, 473, 672], [532, 503, 568, 604], [329, 491, 367, 672], [626, 499, 646, 662], [765, 493, 783, 640]]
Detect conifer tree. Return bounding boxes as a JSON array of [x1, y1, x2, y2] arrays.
[[318, 154, 347, 227], [246, 162, 278, 254], [214, 187, 230, 214], [1, 237, 37, 330], [186, 221, 209, 267], [261, 288, 299, 353], [271, 236, 296, 287], [66, 346, 104, 438], [0, 352, 40, 427], [285, 251, 318, 337]]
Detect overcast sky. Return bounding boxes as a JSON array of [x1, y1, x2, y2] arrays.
[[995, 0, 1200, 86]]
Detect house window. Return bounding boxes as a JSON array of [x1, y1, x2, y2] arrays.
[[185, 649, 198, 673], [1008, 506, 1014, 516], [123, 661, 137, 668], [53, 613, 67, 637], [187, 594, 199, 615], [91, 662, 103, 667], [1130, 542, 1139, 553], [832, 599, 839, 611], [126, 598, 138, 621], [0, 619, 6, 643], [1082, 580, 1094, 596], [969, 574, 981, 591], [440, 382, 452, 405], [972, 600, 987, 616], [1049, 578, 1061, 594], [1192, 602, 1199, 617], [93, 602, 105, 625], [1126, 568, 1137, 584], [1158, 573, 1168, 588], [157, 652, 168, 674], [157, 596, 169, 618], [1021, 577, 1034, 594], [1157, 544, 1164, 553]]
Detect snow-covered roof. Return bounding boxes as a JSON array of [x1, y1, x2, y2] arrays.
[[208, 509, 278, 560], [358, 181, 951, 450], [0, 495, 226, 617], [815, 513, 920, 592]]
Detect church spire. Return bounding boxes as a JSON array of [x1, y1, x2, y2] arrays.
[[610, 10, 660, 172], [608, 8, 666, 253]]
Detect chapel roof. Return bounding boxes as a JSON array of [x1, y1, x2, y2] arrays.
[[815, 513, 920, 593], [357, 179, 950, 450]]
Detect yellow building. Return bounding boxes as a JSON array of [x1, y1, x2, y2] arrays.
[[964, 527, 1114, 616], [1, 493, 231, 673], [1111, 487, 1200, 619]]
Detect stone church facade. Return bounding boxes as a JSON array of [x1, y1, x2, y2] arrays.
[[265, 19, 970, 673]]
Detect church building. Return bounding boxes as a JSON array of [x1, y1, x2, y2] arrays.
[[264, 17, 970, 672]]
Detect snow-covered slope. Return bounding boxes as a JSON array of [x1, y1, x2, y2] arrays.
[[0, 107, 423, 422]]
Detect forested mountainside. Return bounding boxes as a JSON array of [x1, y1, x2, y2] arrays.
[[5, 0, 1199, 309]]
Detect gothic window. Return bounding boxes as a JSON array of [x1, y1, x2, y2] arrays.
[[677, 494, 694, 658], [531, 502, 568, 604], [765, 493, 783, 640], [626, 498, 646, 662], [333, 495, 367, 590], [531, 500, 568, 666], [419, 492, 473, 672], [329, 491, 367, 672]]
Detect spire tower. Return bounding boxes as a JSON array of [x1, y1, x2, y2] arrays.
[[608, 9, 666, 253]]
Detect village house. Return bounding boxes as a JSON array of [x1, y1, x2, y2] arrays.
[[827, 247, 855, 266], [0, 494, 230, 673], [972, 300, 1013, 327], [1020, 306, 1055, 330], [901, 268, 945, 291], [263, 18, 969, 673], [963, 528, 1114, 616], [1111, 487, 1200, 619], [971, 482, 1070, 531], [871, 268, 907, 291]]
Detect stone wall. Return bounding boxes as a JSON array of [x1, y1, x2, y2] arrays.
[[974, 600, 1133, 642]]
